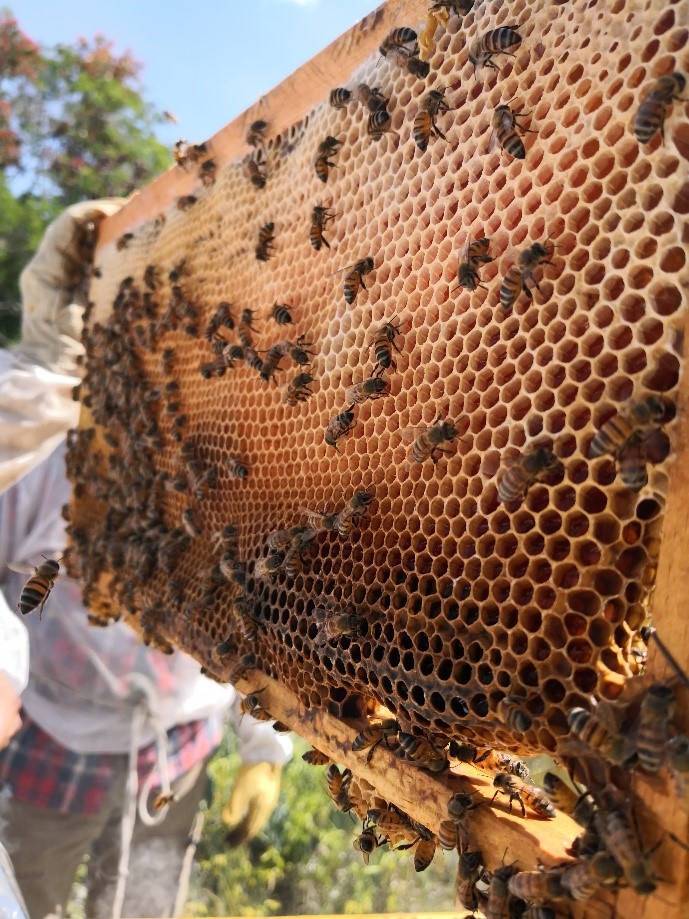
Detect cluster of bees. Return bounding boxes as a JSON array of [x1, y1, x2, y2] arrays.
[[52, 0, 689, 912]]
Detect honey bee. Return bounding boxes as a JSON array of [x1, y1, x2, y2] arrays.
[[86, 614, 111, 628], [245, 153, 267, 189], [254, 552, 284, 583], [497, 446, 562, 504], [198, 158, 217, 187], [329, 87, 352, 109], [491, 103, 533, 159], [325, 407, 356, 449], [299, 505, 338, 532], [397, 732, 449, 773], [492, 773, 555, 819], [218, 555, 246, 588], [240, 687, 272, 721], [449, 742, 530, 780], [500, 241, 554, 309], [408, 414, 459, 464], [246, 118, 269, 147], [345, 376, 390, 406], [255, 222, 276, 261], [352, 718, 400, 762], [353, 83, 389, 113], [353, 825, 385, 864], [413, 835, 436, 872], [314, 136, 342, 184], [341, 257, 375, 304], [507, 866, 568, 903], [161, 347, 175, 376], [314, 602, 363, 645], [366, 804, 415, 839], [17, 556, 65, 617], [152, 791, 178, 811], [181, 507, 202, 538], [566, 704, 634, 765], [224, 456, 247, 479], [227, 652, 257, 685], [437, 818, 467, 852], [205, 302, 235, 342], [199, 358, 227, 379], [309, 204, 337, 251], [116, 232, 134, 251], [616, 430, 649, 491], [560, 851, 623, 900], [413, 89, 450, 151], [385, 50, 430, 78], [367, 109, 396, 140], [468, 25, 522, 73], [636, 682, 675, 773], [285, 372, 315, 406], [667, 734, 689, 797], [455, 849, 482, 911], [335, 490, 374, 538], [369, 317, 403, 375], [485, 863, 519, 919], [173, 139, 209, 168], [431, 0, 473, 14], [282, 527, 318, 580], [326, 764, 355, 812], [634, 72, 686, 143], [143, 264, 160, 290], [302, 748, 331, 766], [594, 796, 658, 894], [286, 335, 315, 366], [541, 773, 595, 827], [589, 395, 669, 459], [379, 27, 418, 58], [270, 302, 293, 325], [176, 194, 197, 211]]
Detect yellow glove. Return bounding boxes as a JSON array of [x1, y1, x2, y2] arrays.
[[221, 762, 282, 847]]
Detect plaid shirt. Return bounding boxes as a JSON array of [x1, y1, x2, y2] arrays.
[[0, 712, 222, 815]]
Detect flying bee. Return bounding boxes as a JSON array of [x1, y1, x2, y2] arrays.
[[397, 732, 449, 773], [310, 204, 337, 251], [302, 748, 331, 766], [560, 851, 623, 901], [315, 602, 363, 645], [17, 556, 65, 617], [285, 372, 316, 406], [589, 395, 670, 459], [508, 866, 568, 902], [270, 302, 293, 325], [492, 773, 555, 819], [181, 507, 202, 538], [497, 446, 562, 504], [455, 850, 482, 911], [634, 72, 687, 143], [379, 27, 419, 58], [468, 25, 522, 73], [176, 194, 197, 211], [354, 825, 385, 864], [325, 406, 356, 449], [367, 109, 396, 141], [406, 414, 459, 464], [225, 456, 248, 479], [335, 490, 374, 538], [326, 765, 354, 812], [490, 102, 534, 159], [345, 376, 390, 406], [246, 118, 269, 147], [413, 835, 436, 872], [496, 695, 533, 732], [385, 49, 430, 78], [542, 773, 595, 827], [353, 83, 389, 113], [116, 232, 134, 251], [245, 153, 267, 189], [342, 257, 375, 304], [314, 136, 342, 183], [198, 158, 217, 187], [352, 718, 400, 762], [594, 798, 658, 895], [413, 89, 451, 151], [636, 682, 675, 773], [152, 791, 178, 811], [329, 87, 352, 109], [369, 316, 403, 375], [255, 222, 276, 262]]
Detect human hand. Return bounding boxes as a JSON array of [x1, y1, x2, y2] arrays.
[[0, 671, 22, 749], [221, 762, 282, 846]]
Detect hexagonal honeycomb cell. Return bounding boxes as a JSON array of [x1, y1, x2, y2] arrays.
[[69, 0, 688, 773]]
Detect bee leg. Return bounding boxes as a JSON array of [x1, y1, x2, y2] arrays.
[[432, 125, 448, 141], [518, 795, 526, 819], [490, 790, 500, 807], [366, 739, 383, 763]]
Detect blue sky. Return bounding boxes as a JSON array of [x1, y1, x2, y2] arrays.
[[15, 0, 377, 148]]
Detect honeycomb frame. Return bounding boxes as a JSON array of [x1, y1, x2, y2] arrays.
[[70, 0, 689, 914]]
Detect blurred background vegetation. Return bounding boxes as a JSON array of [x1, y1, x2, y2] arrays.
[[188, 734, 457, 917]]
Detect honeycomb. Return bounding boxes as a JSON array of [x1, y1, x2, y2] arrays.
[[71, 0, 689, 778]]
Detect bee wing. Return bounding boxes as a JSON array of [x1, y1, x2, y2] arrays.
[[487, 129, 499, 154], [330, 264, 352, 277], [398, 424, 431, 445]]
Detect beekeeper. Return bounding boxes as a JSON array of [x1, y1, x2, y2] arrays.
[[0, 201, 291, 919]]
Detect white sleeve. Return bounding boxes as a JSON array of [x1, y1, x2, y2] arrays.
[[0, 594, 29, 693], [227, 694, 293, 766]]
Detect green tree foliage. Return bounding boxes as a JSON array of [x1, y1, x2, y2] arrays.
[[0, 7, 168, 340], [187, 735, 457, 916]]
